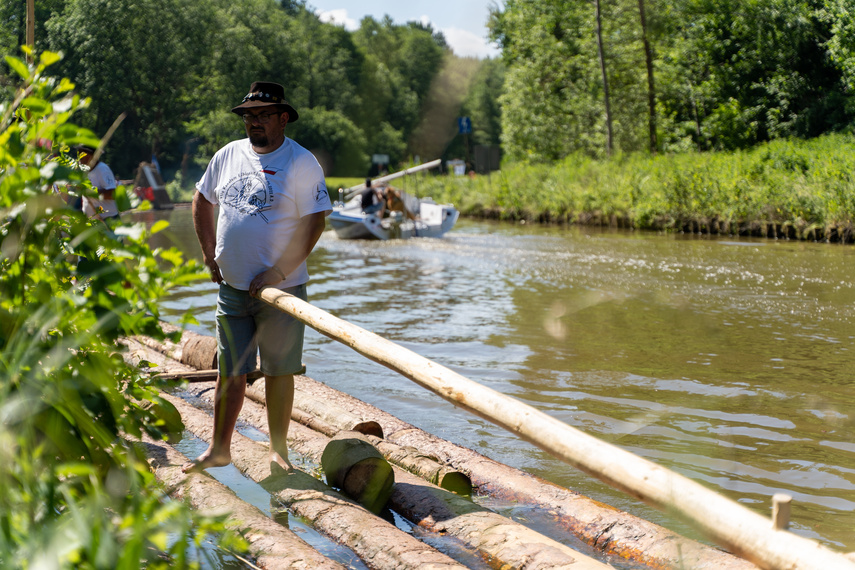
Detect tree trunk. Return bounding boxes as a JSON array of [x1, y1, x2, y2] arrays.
[[248, 379, 382, 437], [321, 434, 395, 514], [638, 0, 657, 153], [133, 324, 218, 370], [593, 0, 614, 156]]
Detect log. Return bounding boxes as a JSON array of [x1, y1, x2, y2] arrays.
[[321, 433, 394, 513], [134, 324, 218, 370], [246, 380, 470, 495], [225, 402, 615, 570], [160, 391, 466, 570], [247, 379, 382, 437], [261, 289, 854, 570], [128, 342, 732, 569], [296, 374, 750, 569], [136, 433, 346, 570], [155, 368, 263, 383], [121, 337, 197, 375], [365, 434, 472, 497]]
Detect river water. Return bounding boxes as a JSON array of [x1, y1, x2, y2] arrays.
[[144, 205, 855, 554]]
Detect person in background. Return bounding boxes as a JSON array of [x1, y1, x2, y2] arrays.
[[360, 178, 385, 214], [184, 81, 332, 474], [76, 145, 119, 221]]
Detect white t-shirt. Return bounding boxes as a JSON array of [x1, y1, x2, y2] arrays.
[[84, 161, 119, 218], [196, 137, 331, 290]]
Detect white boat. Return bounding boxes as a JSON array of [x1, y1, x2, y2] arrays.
[[328, 160, 459, 240]]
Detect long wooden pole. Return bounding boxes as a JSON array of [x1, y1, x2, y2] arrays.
[[259, 287, 855, 570], [343, 159, 442, 201]]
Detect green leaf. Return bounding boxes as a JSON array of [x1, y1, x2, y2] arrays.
[[4, 56, 29, 80], [150, 220, 170, 234], [40, 51, 62, 67]]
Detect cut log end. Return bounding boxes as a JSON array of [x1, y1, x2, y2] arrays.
[[322, 437, 395, 514], [352, 420, 384, 438], [437, 470, 473, 497]]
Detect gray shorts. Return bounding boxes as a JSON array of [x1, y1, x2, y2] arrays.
[[216, 282, 306, 377]]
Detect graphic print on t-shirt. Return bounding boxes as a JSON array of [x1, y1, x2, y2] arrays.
[[221, 169, 279, 223], [313, 182, 329, 204]]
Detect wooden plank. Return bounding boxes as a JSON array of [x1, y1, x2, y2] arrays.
[[259, 287, 855, 570]]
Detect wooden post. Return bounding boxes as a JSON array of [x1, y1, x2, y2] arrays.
[[772, 493, 792, 530], [258, 287, 855, 570]]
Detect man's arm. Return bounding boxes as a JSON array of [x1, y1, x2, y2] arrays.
[[248, 211, 327, 297], [192, 191, 223, 284]]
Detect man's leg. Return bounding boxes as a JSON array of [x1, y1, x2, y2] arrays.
[[182, 372, 247, 473], [256, 283, 306, 473], [265, 374, 295, 471], [184, 283, 256, 473]]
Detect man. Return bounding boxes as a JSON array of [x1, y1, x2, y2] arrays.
[[359, 178, 384, 214], [184, 81, 332, 474], [77, 145, 119, 220]]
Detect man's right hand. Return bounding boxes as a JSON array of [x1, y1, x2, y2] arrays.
[[206, 259, 223, 284]]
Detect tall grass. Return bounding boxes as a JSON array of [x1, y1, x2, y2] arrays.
[[407, 134, 855, 241]]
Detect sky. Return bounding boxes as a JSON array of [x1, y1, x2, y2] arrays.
[[306, 1, 502, 59]]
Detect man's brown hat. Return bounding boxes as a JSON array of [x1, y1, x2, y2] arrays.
[[231, 81, 299, 122]]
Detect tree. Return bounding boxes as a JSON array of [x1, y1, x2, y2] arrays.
[[662, 0, 851, 150], [353, 15, 447, 165], [594, 0, 614, 156], [44, 0, 218, 174], [637, 0, 657, 153], [460, 58, 505, 148], [288, 107, 369, 175], [491, 0, 608, 160]]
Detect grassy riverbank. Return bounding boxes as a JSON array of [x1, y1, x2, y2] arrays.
[[170, 134, 855, 242], [405, 133, 855, 242]]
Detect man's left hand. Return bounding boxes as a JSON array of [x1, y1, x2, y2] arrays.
[[249, 269, 282, 297]]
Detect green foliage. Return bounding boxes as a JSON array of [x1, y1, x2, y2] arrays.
[[493, 0, 855, 160], [421, 134, 855, 237], [0, 53, 234, 568], [460, 58, 505, 148], [289, 107, 369, 176], [28, 1, 454, 179]]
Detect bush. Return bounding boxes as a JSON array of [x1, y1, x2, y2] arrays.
[[0, 51, 240, 568]]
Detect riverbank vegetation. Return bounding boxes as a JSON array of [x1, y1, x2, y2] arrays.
[[413, 134, 855, 241], [5, 0, 855, 238], [0, 54, 240, 567]]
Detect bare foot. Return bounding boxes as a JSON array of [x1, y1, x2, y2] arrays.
[[270, 451, 294, 474], [182, 448, 231, 473]]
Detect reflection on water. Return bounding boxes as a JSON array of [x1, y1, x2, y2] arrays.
[[140, 206, 855, 552]]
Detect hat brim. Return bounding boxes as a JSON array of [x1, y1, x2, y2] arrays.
[[231, 101, 299, 122]]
